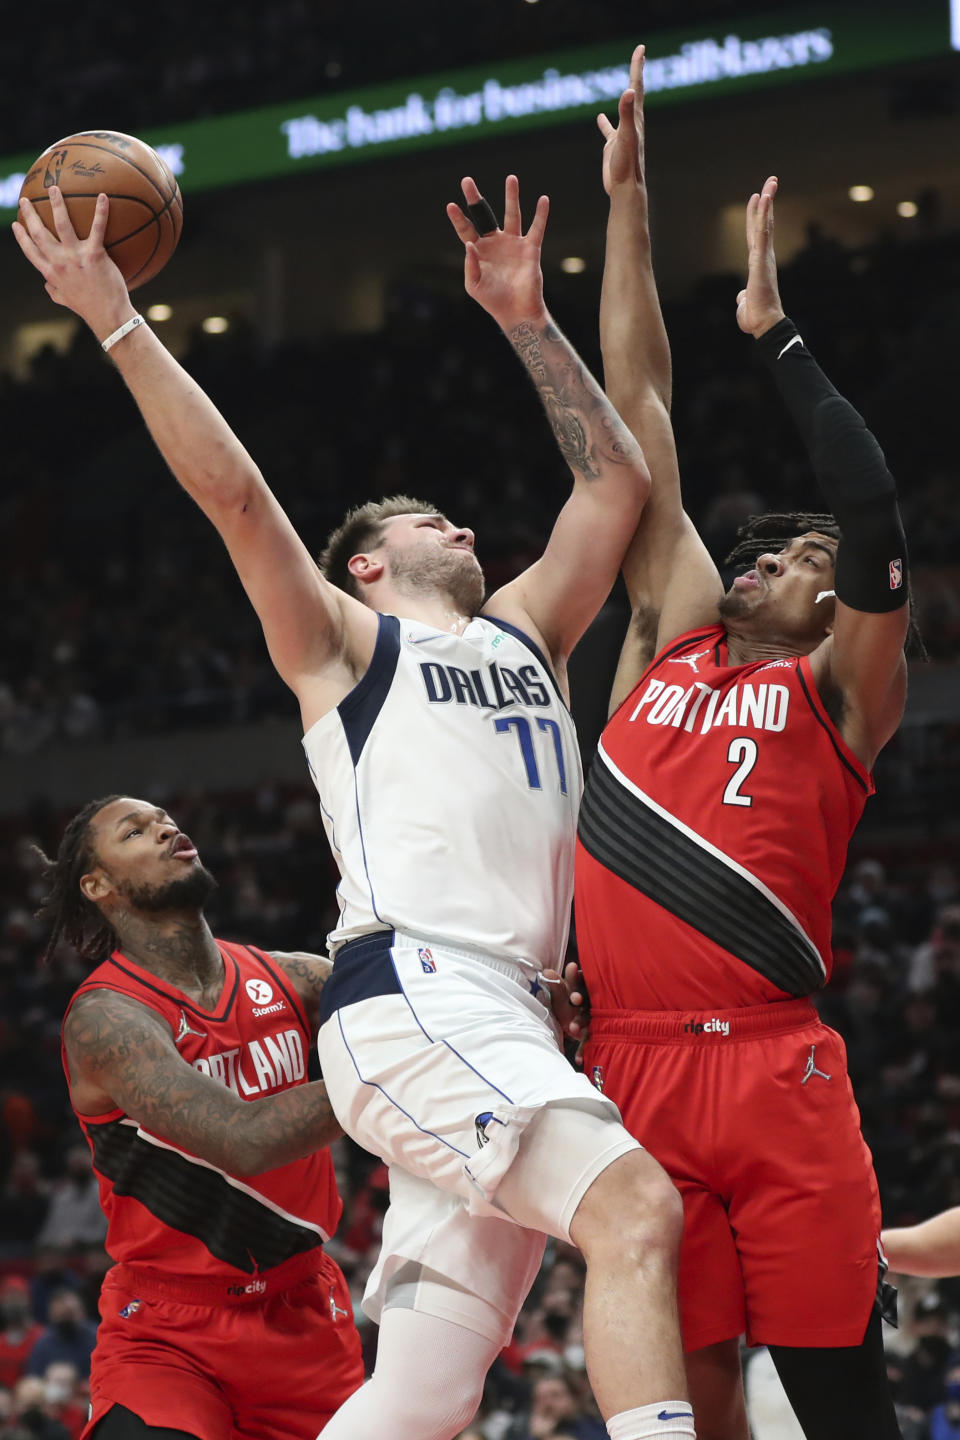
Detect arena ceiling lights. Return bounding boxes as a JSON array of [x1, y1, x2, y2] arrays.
[[1, 0, 957, 209]]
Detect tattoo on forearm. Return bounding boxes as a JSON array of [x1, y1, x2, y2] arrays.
[[269, 951, 329, 1035], [509, 320, 641, 482], [66, 990, 340, 1174]]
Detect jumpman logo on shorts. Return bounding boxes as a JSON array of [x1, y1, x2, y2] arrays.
[[801, 1044, 831, 1085], [329, 1286, 348, 1323]]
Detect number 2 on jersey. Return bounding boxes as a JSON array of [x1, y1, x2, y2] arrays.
[[495, 716, 568, 794], [723, 736, 758, 807]]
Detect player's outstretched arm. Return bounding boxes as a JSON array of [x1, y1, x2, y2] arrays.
[[447, 175, 650, 679], [739, 178, 908, 766], [882, 1209, 960, 1277], [64, 989, 341, 1176], [12, 189, 374, 715], [598, 46, 722, 705]]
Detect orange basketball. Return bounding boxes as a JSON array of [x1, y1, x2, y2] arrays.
[[18, 131, 183, 290]]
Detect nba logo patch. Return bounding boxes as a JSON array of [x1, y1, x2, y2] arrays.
[[592, 1065, 605, 1093], [889, 558, 903, 590], [418, 947, 436, 974], [118, 1300, 142, 1318]]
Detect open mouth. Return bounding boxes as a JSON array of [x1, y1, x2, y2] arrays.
[[733, 570, 762, 591], [169, 834, 199, 861]]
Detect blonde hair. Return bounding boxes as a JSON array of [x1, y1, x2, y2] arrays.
[[318, 495, 440, 599]]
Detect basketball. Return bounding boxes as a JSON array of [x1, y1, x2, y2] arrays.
[[18, 131, 183, 289]]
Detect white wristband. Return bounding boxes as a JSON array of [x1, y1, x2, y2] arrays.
[[101, 314, 145, 353]]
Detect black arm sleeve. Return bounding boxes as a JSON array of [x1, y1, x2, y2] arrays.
[[756, 316, 908, 614]]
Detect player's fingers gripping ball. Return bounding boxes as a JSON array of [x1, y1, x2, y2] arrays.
[[19, 131, 183, 288]]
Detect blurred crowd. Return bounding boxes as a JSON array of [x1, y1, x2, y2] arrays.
[[1, 220, 959, 764], [2, 0, 778, 156], [1, 780, 960, 1435], [2, 30, 959, 1430]]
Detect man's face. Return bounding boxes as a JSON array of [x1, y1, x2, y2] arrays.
[[0, 1282, 30, 1327], [48, 1292, 83, 1327], [533, 1378, 575, 1422], [372, 513, 485, 614], [82, 797, 216, 914], [719, 531, 838, 648]]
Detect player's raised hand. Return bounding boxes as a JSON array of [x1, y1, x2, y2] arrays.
[[597, 44, 645, 197], [446, 175, 549, 332], [13, 188, 133, 332], [736, 176, 786, 338]]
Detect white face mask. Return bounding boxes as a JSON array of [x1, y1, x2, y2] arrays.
[[563, 1343, 586, 1370], [44, 1382, 72, 1407]]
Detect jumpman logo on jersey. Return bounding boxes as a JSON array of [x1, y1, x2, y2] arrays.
[[667, 649, 713, 674], [801, 1045, 831, 1085], [329, 1285, 348, 1323], [174, 1010, 205, 1045]]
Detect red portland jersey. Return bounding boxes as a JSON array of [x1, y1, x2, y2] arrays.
[[62, 941, 341, 1280], [575, 625, 874, 1010]]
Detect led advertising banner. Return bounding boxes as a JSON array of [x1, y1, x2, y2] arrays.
[[1, 0, 956, 209]]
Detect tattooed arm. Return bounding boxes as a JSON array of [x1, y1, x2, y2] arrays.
[[490, 318, 650, 674], [447, 174, 649, 682], [64, 989, 341, 1177], [268, 950, 331, 1036]]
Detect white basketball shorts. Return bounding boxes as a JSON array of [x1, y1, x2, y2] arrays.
[[317, 929, 640, 1343]]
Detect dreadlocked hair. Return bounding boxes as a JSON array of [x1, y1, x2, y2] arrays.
[[32, 794, 123, 966], [724, 512, 841, 570], [725, 511, 927, 659]]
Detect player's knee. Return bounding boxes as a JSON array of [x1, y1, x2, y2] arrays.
[[373, 1373, 484, 1440], [444, 1382, 486, 1439], [571, 1149, 682, 1267]]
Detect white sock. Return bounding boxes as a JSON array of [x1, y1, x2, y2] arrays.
[[606, 1400, 696, 1439]]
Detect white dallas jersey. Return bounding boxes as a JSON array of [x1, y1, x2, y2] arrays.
[[303, 613, 582, 969]]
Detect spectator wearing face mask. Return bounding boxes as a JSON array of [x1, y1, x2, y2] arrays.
[[33, 1149, 106, 1252], [0, 1280, 43, 1391], [898, 1294, 953, 1415], [25, 1294, 95, 1382], [39, 1363, 85, 1440], [7, 1375, 71, 1440], [28, 1255, 83, 1329]]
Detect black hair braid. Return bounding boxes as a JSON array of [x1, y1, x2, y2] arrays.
[[32, 794, 123, 965], [724, 512, 841, 569]]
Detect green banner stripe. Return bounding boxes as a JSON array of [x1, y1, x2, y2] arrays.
[[1, 1, 952, 209]]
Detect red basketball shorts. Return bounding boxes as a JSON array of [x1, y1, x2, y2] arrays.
[[586, 999, 882, 1351], [83, 1249, 364, 1440]]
